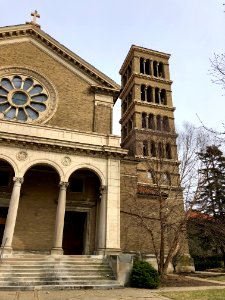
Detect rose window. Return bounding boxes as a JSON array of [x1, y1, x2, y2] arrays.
[[0, 75, 49, 122]]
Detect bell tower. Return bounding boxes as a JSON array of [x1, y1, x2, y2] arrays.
[[119, 45, 179, 186]]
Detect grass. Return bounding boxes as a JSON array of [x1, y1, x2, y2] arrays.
[[161, 289, 225, 300], [205, 275, 225, 282]]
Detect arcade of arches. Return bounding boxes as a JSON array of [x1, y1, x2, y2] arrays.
[[0, 159, 107, 255]]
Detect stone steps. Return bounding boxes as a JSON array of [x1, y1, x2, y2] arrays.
[[0, 255, 122, 290]]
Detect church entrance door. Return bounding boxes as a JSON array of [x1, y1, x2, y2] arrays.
[[0, 207, 8, 246], [63, 211, 87, 255]]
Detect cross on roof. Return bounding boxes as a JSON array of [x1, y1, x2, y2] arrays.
[[31, 10, 40, 25]]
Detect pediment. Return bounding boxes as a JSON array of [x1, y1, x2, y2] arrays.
[[0, 23, 120, 101]]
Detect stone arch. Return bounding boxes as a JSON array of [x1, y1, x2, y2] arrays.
[[0, 154, 18, 177], [21, 159, 64, 181], [65, 164, 105, 185], [64, 165, 104, 255], [13, 160, 61, 252]]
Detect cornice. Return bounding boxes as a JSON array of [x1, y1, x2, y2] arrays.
[[0, 120, 128, 159], [120, 101, 175, 125], [119, 45, 171, 75], [0, 24, 120, 92], [119, 73, 172, 99], [0, 133, 127, 159], [120, 128, 178, 149], [91, 85, 120, 103], [134, 128, 178, 139]]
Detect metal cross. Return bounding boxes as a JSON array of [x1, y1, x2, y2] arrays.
[[31, 10, 40, 25]]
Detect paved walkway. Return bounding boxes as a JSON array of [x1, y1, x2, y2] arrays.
[[1, 286, 225, 300], [1, 275, 225, 300], [0, 289, 171, 300]]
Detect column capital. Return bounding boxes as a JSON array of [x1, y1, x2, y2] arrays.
[[100, 185, 107, 193], [13, 177, 24, 184], [59, 181, 69, 189]]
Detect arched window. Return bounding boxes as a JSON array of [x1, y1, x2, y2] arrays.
[[145, 59, 150, 75], [127, 63, 132, 79], [158, 62, 164, 78], [153, 61, 158, 77], [143, 140, 148, 156], [158, 142, 164, 158], [141, 85, 146, 101], [142, 113, 147, 128], [127, 90, 132, 106], [140, 57, 145, 74], [155, 88, 160, 104], [122, 99, 127, 114], [166, 143, 172, 159], [122, 74, 127, 87], [147, 86, 152, 102], [122, 126, 127, 139], [162, 116, 170, 132], [148, 114, 155, 129], [148, 169, 156, 184], [128, 119, 133, 132], [156, 115, 162, 131], [160, 89, 167, 105], [162, 172, 171, 185], [150, 141, 156, 157]]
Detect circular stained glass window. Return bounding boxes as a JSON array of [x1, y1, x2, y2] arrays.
[[0, 75, 49, 122]]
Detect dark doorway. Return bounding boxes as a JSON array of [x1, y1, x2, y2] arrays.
[[63, 211, 87, 255], [0, 207, 8, 245]]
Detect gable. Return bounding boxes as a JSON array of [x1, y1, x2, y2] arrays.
[[0, 24, 119, 133], [0, 23, 120, 94]]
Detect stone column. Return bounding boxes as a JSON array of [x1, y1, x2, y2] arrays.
[[98, 186, 107, 253], [156, 62, 159, 77], [51, 181, 69, 255], [150, 59, 153, 76], [144, 86, 147, 101], [152, 87, 155, 104], [1, 177, 23, 252], [158, 89, 161, 104]]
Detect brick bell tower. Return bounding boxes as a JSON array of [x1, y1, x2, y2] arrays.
[[119, 46, 195, 272], [119, 45, 180, 187]]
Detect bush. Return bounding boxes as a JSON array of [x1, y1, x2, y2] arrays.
[[193, 255, 223, 271], [130, 261, 160, 289]]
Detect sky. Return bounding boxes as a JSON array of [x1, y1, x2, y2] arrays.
[[0, 0, 224, 135]]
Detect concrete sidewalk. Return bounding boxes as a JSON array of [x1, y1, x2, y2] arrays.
[[0, 288, 172, 300], [2, 274, 225, 300], [1, 286, 225, 300]]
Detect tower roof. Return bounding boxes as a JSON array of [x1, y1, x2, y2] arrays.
[[120, 45, 170, 75]]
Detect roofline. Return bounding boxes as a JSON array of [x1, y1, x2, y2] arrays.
[[119, 44, 171, 75], [0, 23, 120, 91]]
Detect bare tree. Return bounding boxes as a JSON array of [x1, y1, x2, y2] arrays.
[[210, 53, 225, 90], [120, 123, 214, 279]]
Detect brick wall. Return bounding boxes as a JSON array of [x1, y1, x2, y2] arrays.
[[12, 168, 59, 251], [0, 41, 111, 134]]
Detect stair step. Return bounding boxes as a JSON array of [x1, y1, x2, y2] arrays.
[[0, 283, 122, 291], [0, 254, 122, 290]]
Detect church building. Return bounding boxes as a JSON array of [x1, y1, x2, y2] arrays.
[[0, 12, 192, 286]]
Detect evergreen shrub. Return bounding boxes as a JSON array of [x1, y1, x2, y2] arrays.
[[130, 261, 160, 289]]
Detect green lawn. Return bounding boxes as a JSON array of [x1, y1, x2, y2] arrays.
[[205, 275, 225, 282], [160, 289, 225, 300]]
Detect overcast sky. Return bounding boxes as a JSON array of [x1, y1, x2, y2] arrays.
[[0, 0, 224, 135]]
